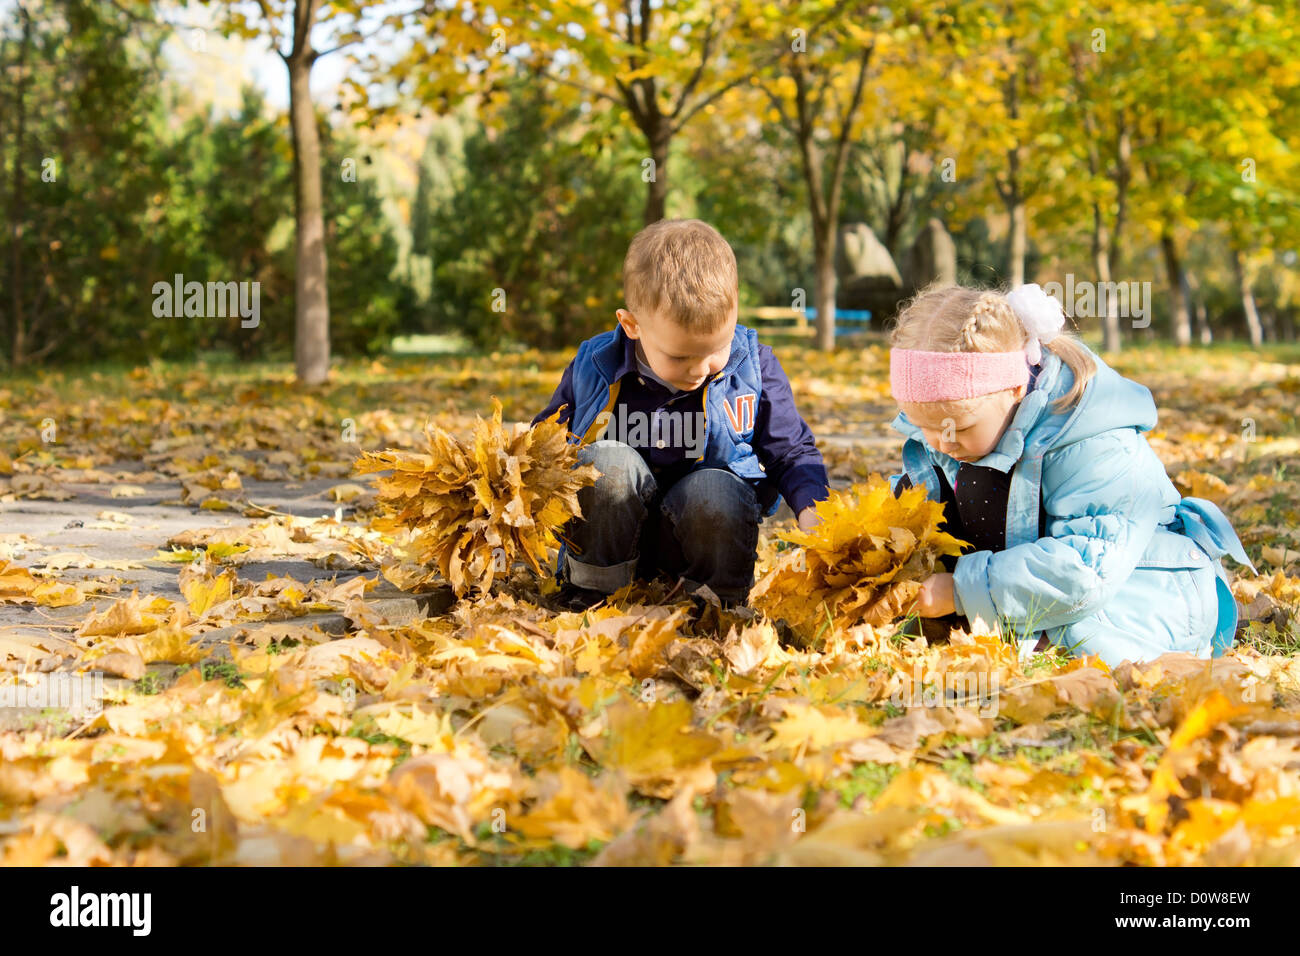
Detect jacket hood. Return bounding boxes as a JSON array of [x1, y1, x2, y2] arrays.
[[890, 344, 1159, 473]]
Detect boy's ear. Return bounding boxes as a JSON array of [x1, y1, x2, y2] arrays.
[[616, 309, 641, 339]]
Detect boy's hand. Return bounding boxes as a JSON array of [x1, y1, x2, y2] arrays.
[[915, 573, 956, 617], [796, 506, 820, 534]]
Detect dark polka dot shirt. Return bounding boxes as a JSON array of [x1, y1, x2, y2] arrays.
[[895, 465, 1048, 563]]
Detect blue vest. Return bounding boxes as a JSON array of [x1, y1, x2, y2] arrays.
[[568, 325, 770, 488]]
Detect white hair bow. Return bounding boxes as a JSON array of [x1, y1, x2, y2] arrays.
[[1006, 283, 1066, 365]]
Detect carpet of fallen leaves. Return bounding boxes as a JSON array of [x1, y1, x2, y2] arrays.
[[1, 343, 1300, 866]]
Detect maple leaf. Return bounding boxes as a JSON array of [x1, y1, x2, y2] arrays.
[[355, 398, 600, 596], [511, 767, 640, 849], [751, 475, 968, 642], [0, 561, 83, 607]]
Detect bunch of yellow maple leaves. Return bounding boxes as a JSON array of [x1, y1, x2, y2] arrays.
[[752, 476, 968, 642], [355, 399, 599, 596]]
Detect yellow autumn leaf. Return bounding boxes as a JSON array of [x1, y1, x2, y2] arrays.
[[752, 474, 968, 642], [1146, 691, 1248, 833], [181, 570, 236, 617]]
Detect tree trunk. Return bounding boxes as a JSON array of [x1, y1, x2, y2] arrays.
[[1233, 248, 1263, 347], [1092, 210, 1121, 353], [1159, 233, 1192, 346], [7, 3, 32, 368], [643, 131, 669, 225], [787, 45, 870, 354], [1002, 64, 1026, 288], [1184, 269, 1211, 345], [286, 47, 330, 385], [813, 232, 836, 352], [1007, 196, 1026, 287], [1261, 304, 1277, 343]]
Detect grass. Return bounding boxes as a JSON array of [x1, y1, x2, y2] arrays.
[[449, 821, 605, 866], [833, 761, 901, 808], [18, 708, 78, 736], [345, 721, 413, 766], [388, 333, 476, 356], [1239, 618, 1300, 656], [200, 659, 245, 689], [132, 671, 165, 695]]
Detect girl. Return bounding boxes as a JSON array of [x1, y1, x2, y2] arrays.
[[888, 283, 1254, 666]]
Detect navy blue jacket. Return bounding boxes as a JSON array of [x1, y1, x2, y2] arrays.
[[533, 324, 829, 518]]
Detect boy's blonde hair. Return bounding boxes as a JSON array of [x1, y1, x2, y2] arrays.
[[890, 283, 1096, 413], [623, 219, 738, 333]]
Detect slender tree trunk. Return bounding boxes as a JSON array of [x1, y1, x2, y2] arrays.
[[813, 231, 836, 352], [1002, 63, 1026, 288], [7, 4, 32, 368], [1103, 123, 1131, 350], [286, 45, 330, 385], [1261, 304, 1277, 343], [1008, 197, 1026, 287], [643, 130, 668, 225], [1159, 232, 1192, 346], [788, 46, 870, 353], [1091, 212, 1121, 353], [1187, 272, 1211, 345], [1233, 248, 1263, 347]]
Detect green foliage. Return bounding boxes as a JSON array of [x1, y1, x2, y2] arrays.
[[0, 0, 165, 365], [0, 1, 408, 367], [414, 81, 642, 350]]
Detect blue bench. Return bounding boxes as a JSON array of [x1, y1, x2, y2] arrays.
[[804, 308, 872, 335], [743, 307, 873, 337]]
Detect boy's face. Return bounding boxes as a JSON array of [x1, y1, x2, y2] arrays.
[[616, 307, 735, 392], [898, 385, 1026, 463]]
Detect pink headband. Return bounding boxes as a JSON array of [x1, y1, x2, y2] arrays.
[[890, 349, 1030, 404]]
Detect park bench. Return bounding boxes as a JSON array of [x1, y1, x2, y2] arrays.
[[741, 306, 873, 337]]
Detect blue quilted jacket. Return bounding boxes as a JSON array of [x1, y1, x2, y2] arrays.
[[890, 345, 1254, 666]]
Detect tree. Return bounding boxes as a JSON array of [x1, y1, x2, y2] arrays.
[[196, 0, 451, 383], [415, 80, 643, 349], [928, 1, 1072, 290], [761, 2, 883, 350], [0, 0, 165, 366], [1060, 3, 1139, 353], [479, 1, 807, 226]]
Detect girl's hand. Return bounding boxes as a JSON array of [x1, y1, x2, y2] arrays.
[[915, 573, 956, 617], [796, 506, 820, 534]]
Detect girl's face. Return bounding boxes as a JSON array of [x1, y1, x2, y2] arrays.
[[899, 385, 1027, 463]]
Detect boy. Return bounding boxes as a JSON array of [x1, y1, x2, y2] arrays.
[[533, 219, 829, 610]]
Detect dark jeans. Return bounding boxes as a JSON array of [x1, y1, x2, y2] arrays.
[[561, 440, 762, 604]]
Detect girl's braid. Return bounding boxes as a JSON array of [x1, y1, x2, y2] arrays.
[[960, 291, 1007, 351]]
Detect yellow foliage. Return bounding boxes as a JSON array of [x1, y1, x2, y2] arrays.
[[752, 474, 968, 641], [355, 398, 599, 596]]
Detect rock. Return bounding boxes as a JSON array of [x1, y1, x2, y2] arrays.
[[365, 583, 456, 621], [835, 222, 907, 318], [905, 218, 958, 291], [836, 222, 903, 290]]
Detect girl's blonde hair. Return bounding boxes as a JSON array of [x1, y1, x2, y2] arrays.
[[889, 283, 1096, 413]]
